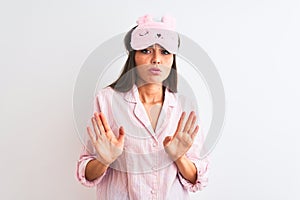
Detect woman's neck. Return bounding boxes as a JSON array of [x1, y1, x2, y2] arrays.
[[137, 83, 164, 104]]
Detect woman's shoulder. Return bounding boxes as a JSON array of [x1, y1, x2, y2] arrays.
[[174, 92, 198, 113], [166, 89, 193, 105], [94, 86, 115, 104], [96, 86, 115, 96], [95, 86, 132, 102]]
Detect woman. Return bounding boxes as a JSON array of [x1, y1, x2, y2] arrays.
[[76, 14, 209, 200]]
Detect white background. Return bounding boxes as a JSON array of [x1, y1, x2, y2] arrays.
[[1, 0, 299, 199]]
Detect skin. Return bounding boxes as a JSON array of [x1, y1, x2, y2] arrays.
[[135, 44, 173, 130], [135, 44, 173, 88], [85, 44, 199, 184], [85, 113, 124, 181]]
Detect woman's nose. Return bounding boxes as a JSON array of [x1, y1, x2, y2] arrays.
[[151, 52, 161, 64]]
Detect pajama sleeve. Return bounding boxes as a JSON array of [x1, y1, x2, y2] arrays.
[[177, 156, 210, 192], [76, 147, 110, 187]]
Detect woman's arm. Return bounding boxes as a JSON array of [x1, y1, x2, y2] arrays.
[[175, 155, 197, 184], [175, 125, 210, 191], [85, 159, 109, 181], [164, 111, 198, 183]]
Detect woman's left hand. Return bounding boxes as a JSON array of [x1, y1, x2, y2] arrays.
[[163, 111, 199, 161]]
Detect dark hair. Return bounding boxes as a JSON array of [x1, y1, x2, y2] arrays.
[[109, 27, 179, 93]]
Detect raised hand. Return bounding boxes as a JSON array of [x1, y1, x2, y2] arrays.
[[163, 111, 199, 161], [87, 112, 125, 166]]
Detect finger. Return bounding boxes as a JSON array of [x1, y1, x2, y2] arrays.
[[190, 125, 199, 140], [188, 115, 197, 134], [183, 111, 195, 133], [174, 112, 186, 138], [117, 126, 125, 144], [99, 112, 112, 133], [163, 136, 172, 147], [87, 126, 96, 143], [94, 112, 106, 135], [99, 112, 114, 140], [92, 117, 101, 140]]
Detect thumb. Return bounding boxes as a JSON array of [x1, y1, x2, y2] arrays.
[[118, 126, 125, 143], [163, 136, 172, 147]]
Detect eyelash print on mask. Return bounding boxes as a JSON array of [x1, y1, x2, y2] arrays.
[[139, 31, 149, 36]]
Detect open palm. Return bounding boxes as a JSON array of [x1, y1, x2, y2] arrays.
[[87, 112, 125, 166], [163, 111, 199, 161]]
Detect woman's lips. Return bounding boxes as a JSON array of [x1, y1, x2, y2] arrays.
[[149, 67, 161, 75]]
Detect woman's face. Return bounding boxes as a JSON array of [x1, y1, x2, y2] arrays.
[[134, 44, 174, 85]]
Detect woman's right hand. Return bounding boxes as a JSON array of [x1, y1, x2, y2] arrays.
[[87, 112, 125, 166]]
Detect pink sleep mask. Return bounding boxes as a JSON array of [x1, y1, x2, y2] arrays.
[[130, 14, 179, 54]]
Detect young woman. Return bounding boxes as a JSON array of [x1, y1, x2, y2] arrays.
[[76, 14, 209, 200]]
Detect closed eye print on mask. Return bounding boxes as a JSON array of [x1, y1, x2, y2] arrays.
[[138, 31, 149, 36]]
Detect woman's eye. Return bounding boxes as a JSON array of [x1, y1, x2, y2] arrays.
[[161, 49, 170, 55], [140, 49, 151, 54]]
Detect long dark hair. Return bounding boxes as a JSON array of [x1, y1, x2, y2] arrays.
[[109, 27, 179, 93]]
